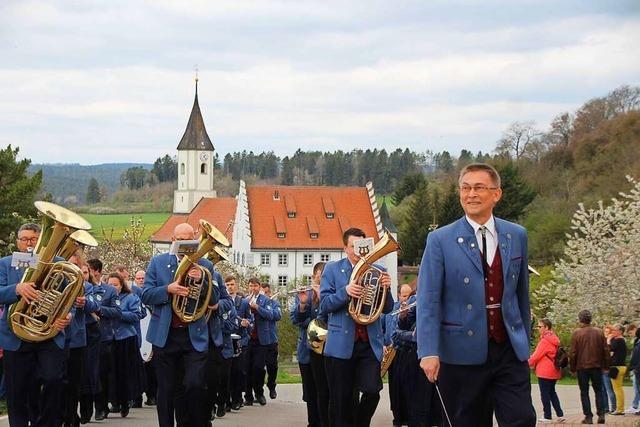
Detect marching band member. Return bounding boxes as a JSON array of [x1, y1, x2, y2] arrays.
[[245, 278, 281, 406], [108, 272, 145, 418], [263, 283, 281, 399], [227, 275, 253, 410], [383, 285, 405, 427], [417, 163, 536, 426], [64, 254, 99, 427], [79, 262, 102, 423], [308, 262, 330, 427], [291, 265, 322, 427], [141, 223, 219, 427], [320, 227, 394, 427], [87, 258, 121, 420], [0, 223, 72, 427]]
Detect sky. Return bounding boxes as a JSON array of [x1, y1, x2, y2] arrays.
[[0, 0, 638, 165]]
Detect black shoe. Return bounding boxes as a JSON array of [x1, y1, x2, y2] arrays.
[[210, 409, 215, 421], [257, 395, 267, 406], [231, 401, 242, 411], [95, 411, 106, 421], [269, 389, 277, 399], [225, 403, 231, 412], [145, 396, 157, 406], [582, 416, 593, 424], [120, 405, 129, 418], [244, 397, 254, 406], [79, 416, 90, 425], [132, 398, 142, 408], [217, 404, 226, 418], [109, 403, 121, 413], [597, 415, 605, 424]]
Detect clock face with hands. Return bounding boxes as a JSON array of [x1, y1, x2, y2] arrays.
[[199, 152, 209, 162]]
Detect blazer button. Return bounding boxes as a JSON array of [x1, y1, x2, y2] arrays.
[[467, 330, 473, 336], [463, 277, 470, 284], [511, 326, 515, 331], [467, 304, 472, 310]]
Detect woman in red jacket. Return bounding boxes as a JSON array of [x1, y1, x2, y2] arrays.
[[529, 318, 565, 423]]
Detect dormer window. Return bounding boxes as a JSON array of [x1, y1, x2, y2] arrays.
[[310, 233, 318, 239], [277, 232, 286, 239], [326, 212, 334, 219], [273, 190, 280, 200], [288, 212, 296, 218]]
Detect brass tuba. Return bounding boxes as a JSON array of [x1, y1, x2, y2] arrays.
[[9, 201, 92, 342], [171, 220, 229, 322], [347, 230, 400, 325], [306, 318, 328, 355]]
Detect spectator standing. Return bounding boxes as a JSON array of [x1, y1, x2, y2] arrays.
[[569, 310, 610, 425], [628, 328, 640, 415], [626, 324, 639, 414], [609, 324, 628, 415], [528, 319, 565, 423], [602, 325, 616, 413]]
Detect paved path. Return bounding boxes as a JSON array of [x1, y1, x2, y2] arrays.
[[0, 384, 638, 426]]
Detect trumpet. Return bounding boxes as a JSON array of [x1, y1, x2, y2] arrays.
[[388, 300, 417, 316]]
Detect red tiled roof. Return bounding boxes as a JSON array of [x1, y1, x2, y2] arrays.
[[247, 185, 378, 249], [150, 197, 237, 243]]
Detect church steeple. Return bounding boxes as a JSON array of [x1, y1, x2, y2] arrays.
[[177, 78, 214, 151]]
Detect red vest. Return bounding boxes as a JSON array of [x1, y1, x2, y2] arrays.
[[484, 249, 507, 343]]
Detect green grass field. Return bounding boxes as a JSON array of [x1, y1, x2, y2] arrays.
[[82, 213, 170, 242]]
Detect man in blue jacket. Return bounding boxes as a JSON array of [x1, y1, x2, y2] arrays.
[[263, 282, 281, 399], [0, 222, 72, 427], [320, 227, 394, 427], [417, 163, 536, 427], [227, 275, 253, 410], [244, 277, 281, 406], [141, 223, 219, 427]]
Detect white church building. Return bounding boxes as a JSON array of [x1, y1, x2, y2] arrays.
[[150, 82, 399, 293]]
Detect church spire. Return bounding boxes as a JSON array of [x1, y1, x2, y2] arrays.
[[177, 75, 214, 151]]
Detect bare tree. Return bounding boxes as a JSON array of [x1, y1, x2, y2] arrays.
[[547, 112, 573, 147], [495, 121, 541, 161]]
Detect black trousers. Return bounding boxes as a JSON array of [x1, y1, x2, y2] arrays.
[[266, 342, 279, 391], [230, 345, 248, 404], [4, 339, 66, 427], [245, 338, 268, 399], [63, 345, 84, 425], [396, 346, 441, 427], [325, 341, 382, 427], [309, 351, 330, 427], [300, 362, 321, 427], [205, 345, 233, 415], [95, 339, 115, 414], [145, 359, 157, 400], [577, 368, 606, 417], [439, 339, 536, 427], [153, 327, 208, 427], [79, 322, 101, 420]]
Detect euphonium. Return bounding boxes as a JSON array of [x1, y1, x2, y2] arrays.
[[172, 220, 229, 322], [347, 230, 400, 325], [307, 318, 328, 355], [380, 345, 397, 377], [8, 201, 92, 342]]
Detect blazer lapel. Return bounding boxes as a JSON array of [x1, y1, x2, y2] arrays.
[[455, 219, 484, 274]]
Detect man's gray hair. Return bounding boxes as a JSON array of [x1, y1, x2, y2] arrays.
[[18, 223, 41, 234], [458, 163, 501, 188]]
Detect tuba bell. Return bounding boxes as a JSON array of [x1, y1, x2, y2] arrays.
[[380, 345, 397, 377], [348, 230, 400, 325], [307, 318, 328, 355], [171, 220, 229, 323], [8, 201, 93, 342]]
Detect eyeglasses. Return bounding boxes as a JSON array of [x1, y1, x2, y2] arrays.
[[459, 185, 498, 194], [18, 237, 39, 243]]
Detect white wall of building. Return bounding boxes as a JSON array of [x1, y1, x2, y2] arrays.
[[174, 149, 216, 213]]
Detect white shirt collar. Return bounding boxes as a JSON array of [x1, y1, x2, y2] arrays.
[[465, 215, 496, 238]]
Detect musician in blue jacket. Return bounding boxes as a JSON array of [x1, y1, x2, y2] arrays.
[[320, 227, 394, 427], [245, 277, 281, 406], [227, 275, 253, 410], [264, 283, 281, 399], [141, 223, 220, 427], [88, 258, 122, 420], [416, 163, 536, 427], [0, 223, 73, 427]]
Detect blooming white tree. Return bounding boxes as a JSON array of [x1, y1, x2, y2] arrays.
[[535, 176, 640, 330]]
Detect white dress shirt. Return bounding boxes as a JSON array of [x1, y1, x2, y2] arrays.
[[465, 215, 497, 266]]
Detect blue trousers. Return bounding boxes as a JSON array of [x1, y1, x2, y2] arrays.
[[538, 378, 564, 419]]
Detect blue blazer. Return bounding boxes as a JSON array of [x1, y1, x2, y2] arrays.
[[67, 282, 100, 349], [0, 255, 70, 350], [382, 301, 401, 347], [220, 303, 239, 359], [416, 217, 531, 365], [114, 292, 145, 341], [232, 294, 253, 347], [290, 290, 319, 365], [319, 257, 394, 362], [208, 298, 235, 348], [250, 294, 281, 346], [141, 253, 220, 352], [93, 282, 121, 342]]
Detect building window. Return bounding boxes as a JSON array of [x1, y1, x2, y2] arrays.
[[287, 212, 295, 218], [241, 253, 245, 265], [180, 163, 185, 175], [200, 163, 207, 174], [277, 232, 285, 239], [278, 275, 288, 287], [310, 233, 318, 239], [320, 253, 330, 262], [303, 275, 312, 285], [278, 253, 288, 266], [303, 253, 313, 266], [260, 253, 271, 266], [326, 212, 334, 219]]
